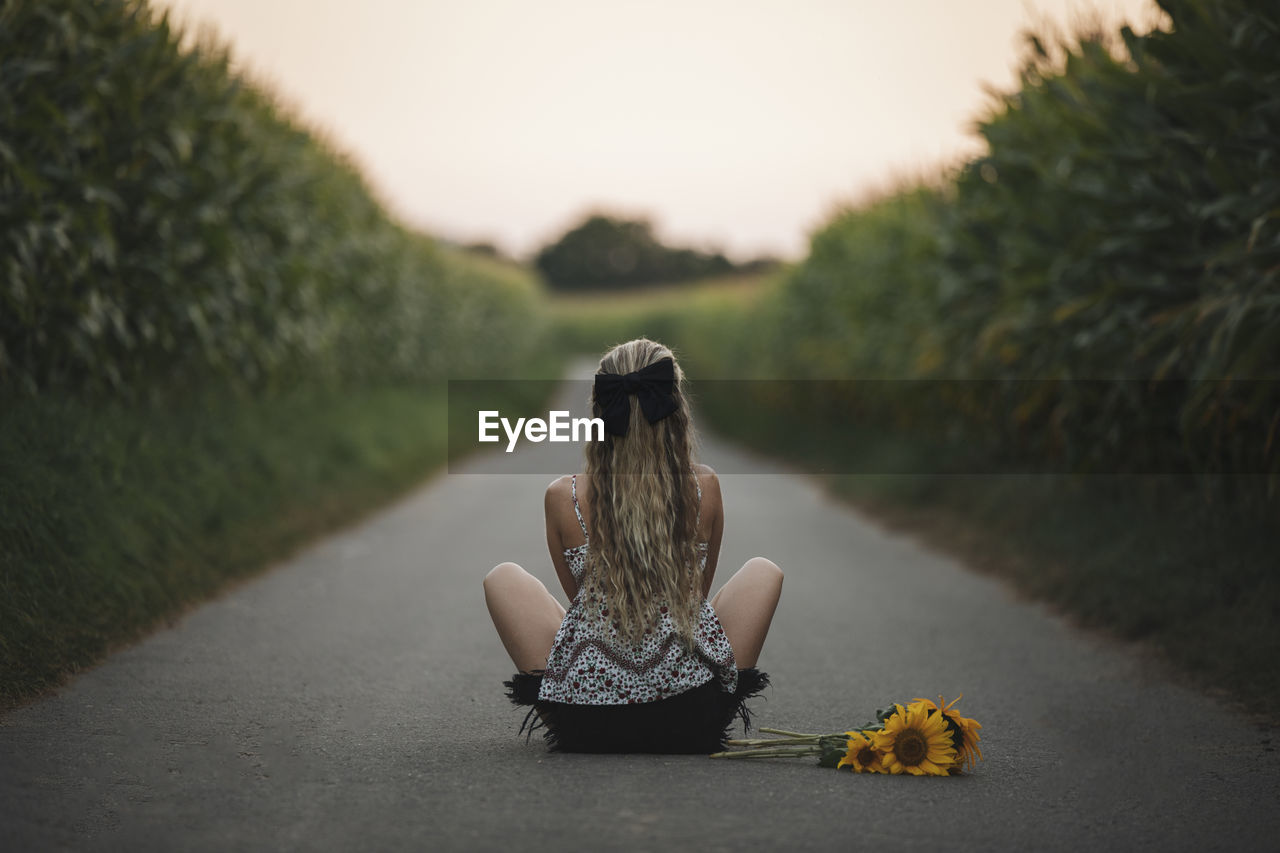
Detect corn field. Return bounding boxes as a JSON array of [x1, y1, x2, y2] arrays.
[[691, 0, 1280, 495], [0, 0, 543, 398]]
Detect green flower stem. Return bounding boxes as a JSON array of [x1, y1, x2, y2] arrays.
[[758, 727, 821, 739], [709, 746, 823, 760], [725, 736, 820, 748]]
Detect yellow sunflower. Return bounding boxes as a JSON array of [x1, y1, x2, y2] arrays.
[[836, 730, 887, 774], [911, 694, 983, 773], [873, 701, 956, 776]]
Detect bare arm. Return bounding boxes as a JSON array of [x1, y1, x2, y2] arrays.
[[699, 467, 724, 599], [545, 477, 579, 601]]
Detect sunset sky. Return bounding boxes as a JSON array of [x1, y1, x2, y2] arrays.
[[156, 0, 1161, 261]]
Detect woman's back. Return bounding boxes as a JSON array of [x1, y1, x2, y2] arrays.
[[549, 463, 722, 587], [537, 472, 739, 706]]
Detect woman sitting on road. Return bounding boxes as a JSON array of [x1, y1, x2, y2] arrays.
[[483, 337, 783, 753]]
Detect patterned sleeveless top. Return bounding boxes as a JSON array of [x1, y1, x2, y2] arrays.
[[538, 474, 739, 705]]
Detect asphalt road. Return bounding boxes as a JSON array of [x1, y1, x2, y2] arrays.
[[3, 361, 1278, 851]]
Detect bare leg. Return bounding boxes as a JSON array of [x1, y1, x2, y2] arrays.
[[710, 557, 783, 669], [483, 562, 566, 672]]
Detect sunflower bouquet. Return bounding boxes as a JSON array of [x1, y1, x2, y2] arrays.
[[710, 695, 983, 776]]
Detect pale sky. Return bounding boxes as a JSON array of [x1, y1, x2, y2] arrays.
[[157, 0, 1161, 261]]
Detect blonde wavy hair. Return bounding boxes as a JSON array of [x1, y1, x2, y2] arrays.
[[581, 338, 703, 647]]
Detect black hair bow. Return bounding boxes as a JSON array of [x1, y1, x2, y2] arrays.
[[593, 357, 678, 437]]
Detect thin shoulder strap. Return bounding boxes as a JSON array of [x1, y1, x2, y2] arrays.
[[571, 474, 589, 540]]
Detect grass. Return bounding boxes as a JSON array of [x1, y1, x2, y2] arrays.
[[547, 270, 776, 315], [0, 353, 564, 712], [547, 270, 782, 355]]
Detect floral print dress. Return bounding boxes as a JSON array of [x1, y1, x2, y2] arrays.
[[537, 474, 739, 705]]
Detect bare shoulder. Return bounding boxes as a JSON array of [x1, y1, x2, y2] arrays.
[[545, 475, 580, 545], [694, 463, 720, 491], [544, 474, 573, 508], [693, 463, 722, 510]]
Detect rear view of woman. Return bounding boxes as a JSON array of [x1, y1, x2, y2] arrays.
[[483, 337, 783, 752]]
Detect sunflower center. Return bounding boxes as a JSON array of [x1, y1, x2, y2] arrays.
[[896, 730, 927, 766], [856, 746, 877, 767]]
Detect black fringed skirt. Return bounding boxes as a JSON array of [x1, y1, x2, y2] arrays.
[[503, 668, 770, 754]]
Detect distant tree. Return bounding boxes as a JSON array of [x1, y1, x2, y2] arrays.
[[462, 241, 502, 258], [738, 255, 783, 274], [534, 213, 739, 291]]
